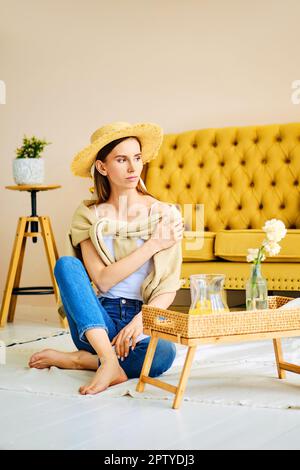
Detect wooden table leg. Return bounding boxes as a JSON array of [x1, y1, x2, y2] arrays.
[[173, 346, 197, 409], [273, 338, 286, 379], [136, 335, 159, 393]]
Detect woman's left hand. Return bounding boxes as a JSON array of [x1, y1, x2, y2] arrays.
[[111, 311, 143, 360]]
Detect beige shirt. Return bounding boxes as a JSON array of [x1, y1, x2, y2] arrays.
[[56, 198, 183, 319]]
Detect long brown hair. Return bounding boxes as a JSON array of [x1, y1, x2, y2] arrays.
[[91, 136, 155, 205]]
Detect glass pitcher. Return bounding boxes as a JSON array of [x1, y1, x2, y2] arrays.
[[189, 274, 229, 315]]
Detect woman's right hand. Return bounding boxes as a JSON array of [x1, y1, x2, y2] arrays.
[[149, 213, 184, 251]]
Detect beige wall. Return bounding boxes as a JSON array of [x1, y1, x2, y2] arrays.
[[1, 0, 300, 310]]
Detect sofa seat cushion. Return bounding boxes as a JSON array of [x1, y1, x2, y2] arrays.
[[182, 231, 217, 261], [215, 229, 300, 262]]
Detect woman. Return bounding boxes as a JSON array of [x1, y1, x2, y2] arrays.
[[28, 121, 184, 395]]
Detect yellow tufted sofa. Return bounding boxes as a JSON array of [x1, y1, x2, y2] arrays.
[[141, 122, 300, 293]]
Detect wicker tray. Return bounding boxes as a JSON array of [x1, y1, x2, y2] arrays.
[[142, 296, 300, 339]]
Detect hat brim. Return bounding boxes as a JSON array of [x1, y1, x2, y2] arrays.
[[71, 122, 163, 178]]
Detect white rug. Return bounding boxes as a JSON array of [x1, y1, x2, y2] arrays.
[[1, 332, 300, 409]]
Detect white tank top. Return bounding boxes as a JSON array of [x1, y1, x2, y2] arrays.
[[93, 202, 157, 300]]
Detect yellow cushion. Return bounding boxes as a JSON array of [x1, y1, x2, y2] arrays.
[[215, 229, 300, 262], [182, 231, 217, 261]]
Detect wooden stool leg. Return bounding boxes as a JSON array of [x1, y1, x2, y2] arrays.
[[0, 217, 27, 327], [136, 335, 159, 392], [46, 216, 59, 260], [40, 216, 68, 329], [173, 346, 197, 409], [8, 221, 28, 323], [273, 338, 286, 379]]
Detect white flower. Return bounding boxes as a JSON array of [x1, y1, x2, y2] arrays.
[[247, 248, 266, 263], [263, 219, 287, 243], [246, 219, 286, 263], [264, 241, 281, 256], [247, 248, 259, 263]]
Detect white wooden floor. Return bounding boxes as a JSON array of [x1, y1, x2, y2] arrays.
[[1, 305, 300, 450]]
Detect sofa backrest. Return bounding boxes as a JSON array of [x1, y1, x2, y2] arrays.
[[144, 122, 300, 232]]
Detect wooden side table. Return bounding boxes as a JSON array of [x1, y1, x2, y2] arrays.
[[0, 185, 68, 328]]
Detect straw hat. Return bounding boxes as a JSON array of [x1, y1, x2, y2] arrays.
[[71, 121, 164, 179]]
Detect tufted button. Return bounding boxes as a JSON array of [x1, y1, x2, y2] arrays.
[[179, 163, 183, 168], [250, 181, 255, 187], [237, 204, 242, 210], [225, 225, 231, 230], [290, 224, 297, 229], [186, 183, 191, 189], [294, 180, 299, 186], [212, 141, 218, 147], [173, 144, 178, 149], [233, 140, 238, 146], [166, 184, 171, 189], [206, 182, 212, 188], [253, 137, 259, 144], [271, 181, 276, 187], [259, 203, 264, 209], [240, 160, 246, 166], [199, 162, 204, 168], [159, 164, 164, 169], [192, 143, 197, 148], [216, 205, 221, 211], [228, 181, 233, 187], [276, 135, 282, 142], [204, 226, 209, 231], [121, 299, 126, 304], [285, 157, 291, 164], [261, 158, 267, 164], [247, 224, 252, 229], [280, 203, 286, 209], [220, 161, 225, 167]]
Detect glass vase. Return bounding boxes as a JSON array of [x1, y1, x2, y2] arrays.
[[189, 274, 229, 315], [246, 263, 268, 311]]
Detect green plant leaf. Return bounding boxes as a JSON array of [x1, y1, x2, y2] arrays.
[[15, 135, 51, 158]]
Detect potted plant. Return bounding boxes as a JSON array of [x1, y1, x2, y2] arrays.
[[12, 135, 51, 185]]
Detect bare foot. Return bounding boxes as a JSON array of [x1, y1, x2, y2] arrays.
[[28, 349, 98, 370], [79, 358, 128, 395]]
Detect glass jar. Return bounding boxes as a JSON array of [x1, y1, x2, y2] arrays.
[[189, 274, 229, 315], [246, 263, 268, 311]]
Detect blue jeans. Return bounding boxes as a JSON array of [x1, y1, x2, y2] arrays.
[[53, 256, 176, 379]]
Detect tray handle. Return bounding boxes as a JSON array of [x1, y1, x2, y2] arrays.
[[154, 314, 175, 329]]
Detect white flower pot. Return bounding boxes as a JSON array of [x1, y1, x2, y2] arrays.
[[13, 158, 45, 185]]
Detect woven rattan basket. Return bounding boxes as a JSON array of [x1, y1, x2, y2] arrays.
[[142, 296, 300, 339]]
